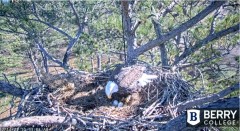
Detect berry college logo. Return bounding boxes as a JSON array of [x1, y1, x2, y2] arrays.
[[187, 109, 200, 126], [186, 108, 239, 127]]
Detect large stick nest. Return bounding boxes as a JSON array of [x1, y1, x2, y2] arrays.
[[14, 64, 197, 130]]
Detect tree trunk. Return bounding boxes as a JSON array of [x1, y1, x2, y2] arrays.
[[152, 19, 169, 68], [121, 1, 137, 65]]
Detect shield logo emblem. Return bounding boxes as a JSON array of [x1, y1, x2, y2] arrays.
[[187, 109, 200, 126]]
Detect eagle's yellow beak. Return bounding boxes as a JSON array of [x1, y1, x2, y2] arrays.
[[107, 94, 112, 99]]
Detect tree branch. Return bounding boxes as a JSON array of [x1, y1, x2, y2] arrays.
[[209, 9, 220, 34], [161, 0, 177, 17], [61, 1, 87, 68], [0, 28, 27, 35], [174, 83, 239, 113], [134, 1, 225, 57], [174, 23, 239, 65], [27, 49, 41, 81], [179, 51, 230, 69], [62, 27, 83, 68], [0, 116, 71, 128], [152, 18, 169, 67], [30, 18, 73, 40], [68, 0, 81, 27], [0, 81, 28, 97], [35, 39, 63, 67], [131, 20, 141, 34]]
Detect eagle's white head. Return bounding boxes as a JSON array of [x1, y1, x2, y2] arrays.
[[105, 81, 119, 99]]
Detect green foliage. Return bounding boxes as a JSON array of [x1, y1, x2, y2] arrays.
[[216, 13, 239, 32], [0, 55, 22, 70], [0, 1, 238, 95], [0, 34, 26, 71], [76, 57, 92, 72], [220, 127, 239, 131]]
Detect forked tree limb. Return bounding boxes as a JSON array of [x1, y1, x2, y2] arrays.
[[35, 39, 63, 66], [62, 0, 86, 68], [174, 83, 239, 113], [68, 0, 81, 27]]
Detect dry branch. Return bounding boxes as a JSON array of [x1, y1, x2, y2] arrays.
[[0, 116, 71, 128], [0, 81, 29, 97], [174, 83, 239, 113]]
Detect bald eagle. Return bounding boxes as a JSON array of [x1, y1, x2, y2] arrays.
[[105, 65, 158, 105]]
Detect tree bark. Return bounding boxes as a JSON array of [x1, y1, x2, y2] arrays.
[[121, 1, 137, 64], [0, 116, 71, 128], [27, 49, 41, 81], [152, 19, 169, 68], [0, 81, 28, 97]]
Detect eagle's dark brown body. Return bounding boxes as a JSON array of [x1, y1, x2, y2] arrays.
[[114, 65, 145, 92], [110, 65, 146, 104]]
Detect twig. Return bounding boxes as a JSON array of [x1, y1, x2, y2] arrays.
[[131, 20, 141, 34], [196, 67, 205, 89], [2, 73, 10, 83]]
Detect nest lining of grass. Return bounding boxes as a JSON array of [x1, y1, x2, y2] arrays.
[[14, 65, 197, 130]]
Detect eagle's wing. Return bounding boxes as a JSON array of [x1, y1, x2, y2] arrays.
[[137, 74, 158, 87], [115, 66, 144, 92]]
